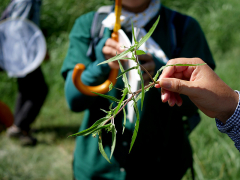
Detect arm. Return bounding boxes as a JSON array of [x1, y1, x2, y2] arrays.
[[61, 12, 110, 112], [156, 57, 240, 150], [61, 12, 124, 112]]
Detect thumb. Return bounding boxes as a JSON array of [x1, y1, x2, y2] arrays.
[[160, 78, 193, 96]]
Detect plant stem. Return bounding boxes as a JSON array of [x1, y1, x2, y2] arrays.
[[134, 48, 156, 83], [133, 81, 159, 95], [104, 81, 159, 126]]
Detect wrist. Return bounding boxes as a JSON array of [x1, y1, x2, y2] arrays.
[[216, 90, 239, 124]]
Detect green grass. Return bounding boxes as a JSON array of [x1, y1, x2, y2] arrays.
[[1, 0, 240, 179]]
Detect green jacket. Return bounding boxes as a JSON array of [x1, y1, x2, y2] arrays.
[[61, 5, 215, 180]]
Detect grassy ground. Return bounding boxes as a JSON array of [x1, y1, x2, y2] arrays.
[[1, 0, 240, 179]]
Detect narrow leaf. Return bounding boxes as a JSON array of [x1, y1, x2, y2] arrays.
[[110, 125, 116, 159], [136, 50, 146, 55], [100, 109, 109, 114], [69, 123, 111, 137], [109, 82, 113, 92], [98, 131, 111, 163], [84, 124, 111, 136], [122, 108, 126, 134], [119, 57, 135, 60], [168, 63, 206, 67], [153, 63, 206, 81], [137, 67, 145, 110], [136, 16, 160, 49], [135, 85, 154, 102], [129, 98, 140, 153], [118, 60, 131, 91], [131, 20, 137, 44], [68, 117, 109, 137], [98, 45, 136, 65], [114, 88, 128, 115], [117, 66, 137, 79], [153, 65, 167, 81], [92, 92, 120, 102]]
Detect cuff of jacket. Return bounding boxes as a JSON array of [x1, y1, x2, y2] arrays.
[[215, 91, 240, 151]]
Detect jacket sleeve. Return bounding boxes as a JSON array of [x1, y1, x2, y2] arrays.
[[61, 12, 111, 112]]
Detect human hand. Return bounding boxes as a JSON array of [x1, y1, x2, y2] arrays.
[[155, 58, 239, 123], [138, 54, 155, 85], [102, 38, 124, 69]]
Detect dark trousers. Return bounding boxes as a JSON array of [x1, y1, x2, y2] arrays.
[[14, 67, 48, 131]]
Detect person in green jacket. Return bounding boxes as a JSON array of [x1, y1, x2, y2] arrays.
[[61, 0, 215, 179]]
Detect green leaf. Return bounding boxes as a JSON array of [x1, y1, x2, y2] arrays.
[[168, 63, 206, 67], [119, 57, 135, 60], [110, 125, 116, 159], [100, 109, 109, 114], [153, 65, 167, 81], [79, 123, 111, 137], [135, 85, 154, 102], [129, 98, 140, 153], [118, 60, 131, 92], [117, 66, 137, 79], [136, 50, 146, 55], [109, 82, 113, 92], [136, 16, 160, 49], [153, 63, 206, 81], [137, 67, 145, 110], [131, 20, 137, 44], [91, 92, 120, 102], [114, 88, 128, 115], [122, 108, 126, 134], [98, 131, 111, 163], [98, 45, 136, 66], [68, 117, 109, 137]]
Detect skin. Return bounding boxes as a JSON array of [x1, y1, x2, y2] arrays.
[[155, 58, 239, 124], [103, 0, 155, 84]]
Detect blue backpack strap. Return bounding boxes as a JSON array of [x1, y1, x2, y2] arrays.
[[87, 5, 113, 60], [170, 10, 190, 58]]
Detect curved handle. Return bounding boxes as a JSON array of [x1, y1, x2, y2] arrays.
[[72, 64, 119, 96], [72, 0, 122, 96], [0, 101, 14, 128]]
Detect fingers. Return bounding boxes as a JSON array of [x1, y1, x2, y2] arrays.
[[102, 38, 124, 59], [138, 54, 153, 62], [159, 58, 204, 80], [161, 89, 182, 107], [160, 78, 197, 98]]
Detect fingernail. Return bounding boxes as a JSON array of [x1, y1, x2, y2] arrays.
[[119, 46, 124, 51], [161, 80, 171, 89], [168, 99, 173, 106], [161, 91, 167, 102], [155, 84, 160, 88]]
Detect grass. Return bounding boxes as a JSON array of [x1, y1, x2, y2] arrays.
[[1, 0, 240, 179]]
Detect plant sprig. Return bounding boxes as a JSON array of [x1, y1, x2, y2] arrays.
[[68, 15, 206, 162]]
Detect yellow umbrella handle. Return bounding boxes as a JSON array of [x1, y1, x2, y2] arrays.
[[72, 0, 122, 96], [72, 64, 118, 96]]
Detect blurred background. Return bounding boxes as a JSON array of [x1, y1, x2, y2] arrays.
[[1, 0, 240, 179]]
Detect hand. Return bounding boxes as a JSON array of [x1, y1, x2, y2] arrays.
[[102, 38, 124, 69], [155, 58, 239, 123], [138, 54, 155, 85]]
